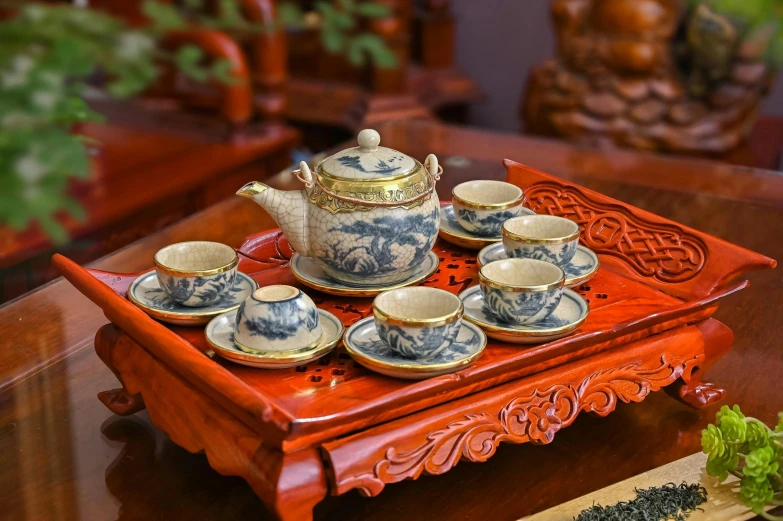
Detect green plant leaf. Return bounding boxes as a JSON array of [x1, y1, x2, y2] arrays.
[[174, 45, 208, 82], [348, 33, 398, 68], [141, 0, 187, 32], [322, 28, 346, 53], [355, 2, 393, 18], [210, 59, 238, 84], [278, 2, 306, 28]]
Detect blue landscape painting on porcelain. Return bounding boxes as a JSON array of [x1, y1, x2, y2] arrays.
[[505, 241, 578, 267], [237, 298, 320, 341], [336, 154, 406, 175], [377, 321, 461, 359], [456, 208, 521, 237], [319, 207, 439, 284], [480, 284, 563, 325], [351, 321, 481, 365], [157, 269, 237, 307], [479, 243, 598, 285]]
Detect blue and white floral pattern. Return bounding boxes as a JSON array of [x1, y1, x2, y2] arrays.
[[480, 283, 563, 325], [456, 208, 521, 237], [478, 243, 599, 287], [459, 285, 589, 344], [344, 316, 486, 379], [376, 320, 461, 359], [319, 207, 439, 283], [156, 268, 237, 307], [504, 241, 578, 267], [234, 287, 323, 353]]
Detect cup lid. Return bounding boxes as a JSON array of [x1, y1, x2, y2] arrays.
[[318, 129, 418, 180]]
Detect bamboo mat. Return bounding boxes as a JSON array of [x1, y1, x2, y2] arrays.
[[521, 452, 772, 521]]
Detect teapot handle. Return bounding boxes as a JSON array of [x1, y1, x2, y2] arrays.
[[425, 154, 442, 182], [293, 161, 314, 188]]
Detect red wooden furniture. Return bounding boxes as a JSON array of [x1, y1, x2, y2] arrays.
[[53, 162, 774, 521]]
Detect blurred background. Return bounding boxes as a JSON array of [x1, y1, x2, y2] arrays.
[[1, 0, 782, 303]]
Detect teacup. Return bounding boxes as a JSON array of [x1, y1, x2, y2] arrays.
[[373, 287, 464, 359], [479, 258, 565, 325], [234, 285, 322, 354], [154, 241, 238, 307], [452, 180, 525, 237], [502, 215, 580, 267]]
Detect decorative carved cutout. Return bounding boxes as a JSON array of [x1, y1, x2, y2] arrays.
[[343, 353, 701, 496], [525, 182, 707, 283]]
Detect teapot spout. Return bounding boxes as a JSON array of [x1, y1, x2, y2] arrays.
[[236, 181, 312, 256]]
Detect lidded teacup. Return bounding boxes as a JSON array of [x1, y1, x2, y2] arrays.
[[234, 285, 322, 354]]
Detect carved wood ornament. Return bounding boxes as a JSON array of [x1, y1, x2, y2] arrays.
[[523, 0, 775, 155], [53, 162, 774, 521]]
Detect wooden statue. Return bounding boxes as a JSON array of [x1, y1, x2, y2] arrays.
[[523, 0, 776, 154]]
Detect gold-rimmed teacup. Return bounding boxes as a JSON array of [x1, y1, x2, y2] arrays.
[[452, 180, 525, 237], [479, 258, 565, 325], [502, 214, 580, 267], [233, 285, 323, 354], [373, 286, 464, 359], [154, 241, 238, 307]]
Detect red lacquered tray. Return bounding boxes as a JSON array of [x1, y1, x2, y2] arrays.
[[53, 162, 775, 521]]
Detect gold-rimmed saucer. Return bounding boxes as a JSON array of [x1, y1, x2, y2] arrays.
[[205, 308, 344, 368], [128, 271, 258, 326], [289, 251, 439, 297], [477, 242, 600, 288], [439, 204, 535, 250], [343, 316, 486, 379], [458, 285, 588, 344]]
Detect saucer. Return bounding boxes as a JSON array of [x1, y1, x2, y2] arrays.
[[439, 204, 535, 250], [128, 270, 258, 326], [290, 251, 439, 297], [343, 316, 487, 380], [205, 308, 344, 368], [477, 243, 599, 287], [459, 285, 588, 344]]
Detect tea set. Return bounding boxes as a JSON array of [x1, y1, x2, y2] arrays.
[[126, 130, 597, 378]]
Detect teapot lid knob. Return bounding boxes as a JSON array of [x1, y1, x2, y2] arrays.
[[357, 129, 380, 151]]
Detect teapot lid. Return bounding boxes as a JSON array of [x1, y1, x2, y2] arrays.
[[319, 129, 418, 180]]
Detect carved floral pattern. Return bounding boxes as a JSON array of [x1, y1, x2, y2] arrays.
[[342, 353, 701, 496], [524, 182, 707, 283]]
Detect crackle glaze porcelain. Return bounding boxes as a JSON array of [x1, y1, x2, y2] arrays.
[[290, 250, 439, 297], [344, 316, 486, 379], [478, 242, 600, 287], [205, 308, 343, 368], [452, 180, 525, 237], [154, 241, 238, 307], [502, 215, 580, 268], [439, 204, 535, 250], [373, 287, 464, 359], [479, 258, 565, 325], [237, 129, 442, 287], [128, 270, 257, 326], [459, 285, 588, 344], [234, 285, 322, 353]]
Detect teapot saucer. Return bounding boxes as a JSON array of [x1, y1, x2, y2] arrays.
[[477, 243, 600, 287], [439, 204, 535, 250], [459, 285, 588, 344], [290, 251, 439, 297], [205, 308, 344, 368], [344, 316, 487, 379], [128, 271, 257, 326]]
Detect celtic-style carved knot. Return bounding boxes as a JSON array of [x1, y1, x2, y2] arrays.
[[345, 353, 701, 496], [523, 182, 707, 283]]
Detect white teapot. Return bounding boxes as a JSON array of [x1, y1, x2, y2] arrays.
[[237, 129, 442, 286]]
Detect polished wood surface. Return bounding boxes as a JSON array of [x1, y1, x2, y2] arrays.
[[2, 120, 782, 521]]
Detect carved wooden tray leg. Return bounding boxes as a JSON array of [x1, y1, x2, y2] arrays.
[[665, 319, 733, 409], [95, 324, 146, 415]]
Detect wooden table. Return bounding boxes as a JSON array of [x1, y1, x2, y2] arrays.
[[1, 120, 781, 521]]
